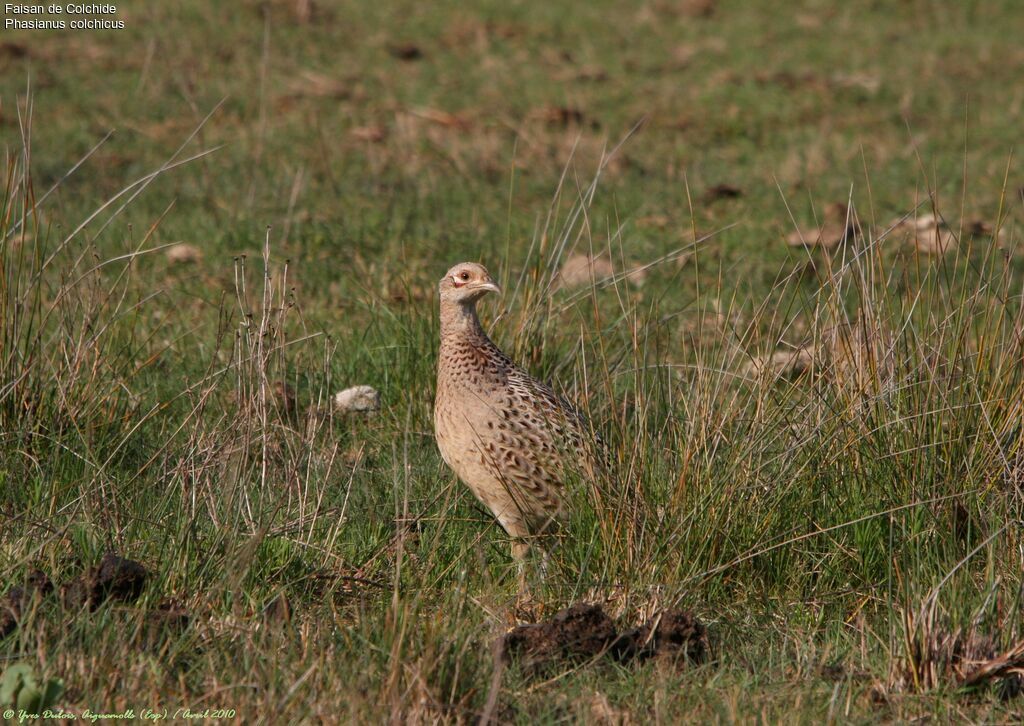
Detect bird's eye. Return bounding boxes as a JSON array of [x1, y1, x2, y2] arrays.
[[459, 272, 469, 280]]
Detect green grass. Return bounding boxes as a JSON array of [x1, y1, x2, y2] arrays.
[[2, 0, 1024, 721]]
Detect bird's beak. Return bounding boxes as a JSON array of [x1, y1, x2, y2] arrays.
[[472, 278, 501, 295]]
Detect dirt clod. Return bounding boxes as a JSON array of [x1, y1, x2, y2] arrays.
[[500, 603, 708, 676], [703, 183, 743, 203], [966, 219, 994, 236], [0, 569, 53, 638], [613, 609, 708, 664], [388, 43, 423, 61], [61, 553, 148, 610], [501, 603, 617, 674], [0, 42, 29, 59]]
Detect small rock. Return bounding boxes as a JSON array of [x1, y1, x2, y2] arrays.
[[900, 214, 955, 255], [556, 254, 615, 290], [830, 72, 881, 94], [745, 347, 815, 380], [786, 202, 855, 250], [350, 125, 387, 143], [333, 385, 381, 413], [908, 213, 939, 232], [165, 243, 202, 264], [913, 226, 956, 255]]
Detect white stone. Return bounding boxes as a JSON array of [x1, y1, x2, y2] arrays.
[[165, 243, 202, 264], [333, 385, 380, 413]]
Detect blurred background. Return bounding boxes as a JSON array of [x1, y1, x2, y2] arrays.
[[3, 0, 1021, 310]]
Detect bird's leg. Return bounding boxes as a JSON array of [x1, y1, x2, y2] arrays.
[[511, 539, 530, 594], [535, 546, 551, 579], [511, 541, 547, 621], [511, 539, 531, 561], [512, 537, 552, 601]]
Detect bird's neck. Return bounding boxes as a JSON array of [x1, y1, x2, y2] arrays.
[[440, 301, 488, 343]]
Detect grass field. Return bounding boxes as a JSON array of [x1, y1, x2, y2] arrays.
[[2, 0, 1024, 722]]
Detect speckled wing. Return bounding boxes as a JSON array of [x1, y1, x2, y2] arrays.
[[491, 365, 604, 494]]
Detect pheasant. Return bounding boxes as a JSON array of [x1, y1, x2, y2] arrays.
[[434, 262, 599, 561]]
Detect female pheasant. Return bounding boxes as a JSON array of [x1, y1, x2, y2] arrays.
[[434, 262, 599, 560]]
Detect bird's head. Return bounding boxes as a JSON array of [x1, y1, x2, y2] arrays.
[[439, 262, 501, 306]]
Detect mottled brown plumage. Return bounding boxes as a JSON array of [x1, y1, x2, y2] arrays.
[[434, 262, 597, 560]]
